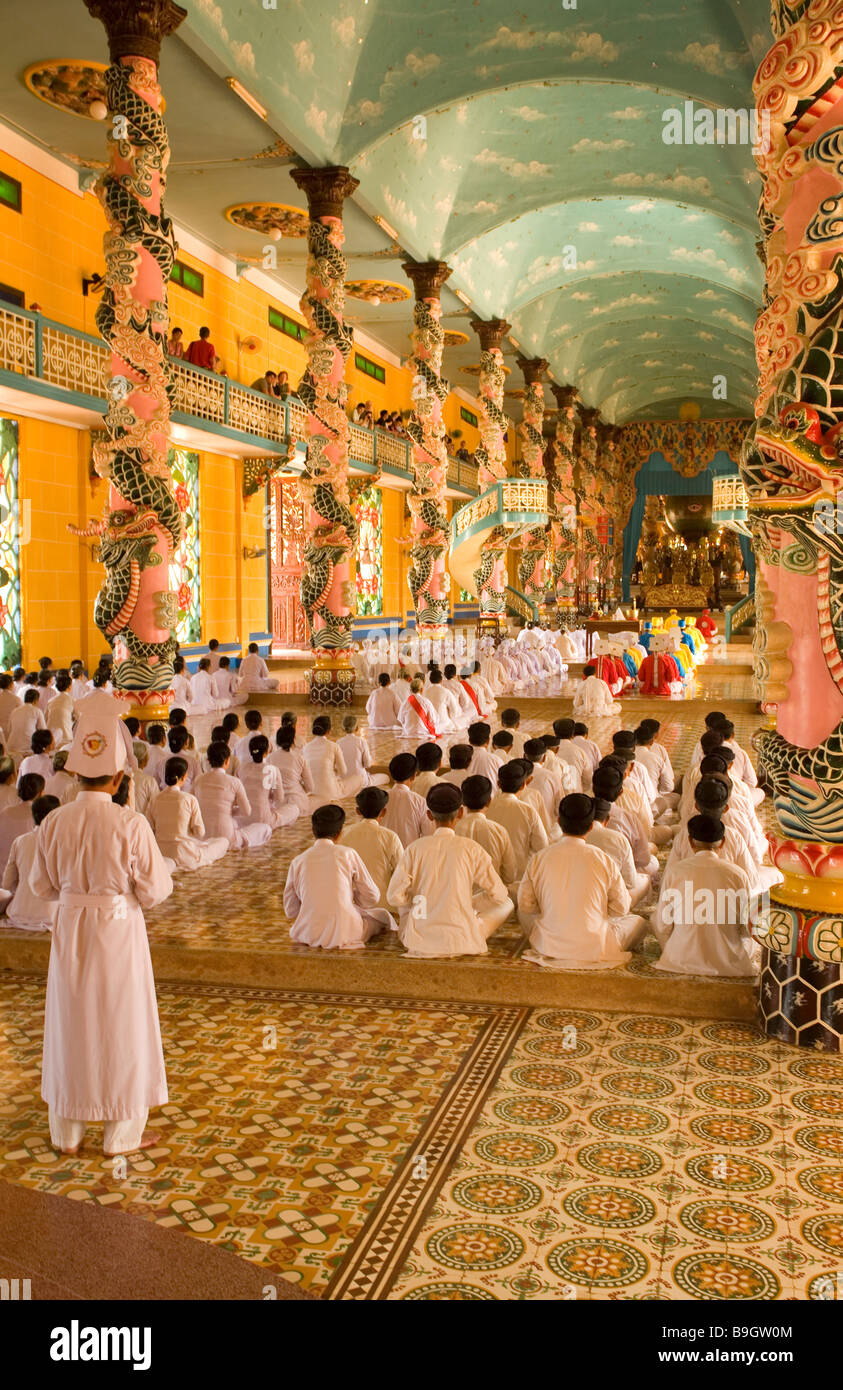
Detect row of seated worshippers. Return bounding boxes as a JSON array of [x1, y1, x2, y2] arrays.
[[572, 629, 708, 718], [169, 643, 279, 711]]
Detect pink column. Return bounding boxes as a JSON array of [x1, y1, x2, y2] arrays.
[[470, 316, 511, 620], [515, 355, 549, 606]]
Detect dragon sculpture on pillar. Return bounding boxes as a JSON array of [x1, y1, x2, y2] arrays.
[[548, 385, 579, 620], [470, 317, 511, 618], [515, 356, 549, 606]]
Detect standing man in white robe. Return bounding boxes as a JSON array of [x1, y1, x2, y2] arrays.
[[31, 708, 174, 1155]]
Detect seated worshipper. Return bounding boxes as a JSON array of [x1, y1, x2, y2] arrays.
[[634, 720, 679, 814], [144, 724, 169, 786], [468, 660, 497, 714], [456, 775, 517, 891], [198, 726, 235, 778], [554, 718, 591, 792], [0, 672, 21, 738], [31, 709, 174, 1156], [606, 748, 674, 852], [681, 749, 765, 853], [690, 713, 764, 804], [207, 638, 223, 673], [44, 749, 75, 804], [517, 794, 648, 970], [573, 664, 621, 718], [573, 721, 601, 774], [522, 738, 565, 832], [1, 794, 60, 931], [425, 669, 462, 733], [492, 730, 514, 763], [653, 815, 760, 977], [542, 734, 581, 795], [339, 786, 404, 911], [387, 782, 511, 956], [19, 727, 55, 782], [303, 715, 350, 800], [442, 742, 474, 788], [68, 662, 90, 701], [284, 803, 394, 949], [233, 709, 264, 765], [668, 775, 779, 895], [190, 658, 224, 714], [194, 741, 271, 848], [269, 725, 313, 815], [0, 773, 45, 875], [498, 708, 527, 759], [165, 726, 199, 789], [45, 673, 73, 748], [338, 715, 388, 795], [238, 735, 298, 832], [487, 759, 548, 881], [397, 676, 439, 741], [381, 752, 430, 847], [592, 762, 659, 882], [467, 722, 503, 786], [0, 754, 19, 811], [213, 656, 247, 708], [441, 663, 477, 725], [612, 731, 676, 840], [366, 672, 403, 730], [148, 757, 229, 870], [130, 742, 159, 820], [688, 773, 778, 894], [36, 669, 56, 712], [8, 690, 46, 761], [413, 742, 443, 799], [170, 655, 193, 710], [238, 642, 280, 693], [637, 631, 682, 697], [587, 796, 651, 909]]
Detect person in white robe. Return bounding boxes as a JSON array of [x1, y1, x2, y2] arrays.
[[207, 640, 223, 673], [193, 741, 271, 848], [31, 711, 173, 1155], [0, 755, 19, 811], [591, 762, 659, 881], [456, 775, 517, 894], [339, 787, 405, 912], [366, 673, 403, 730], [238, 642, 280, 692], [440, 665, 476, 727], [689, 715, 764, 807], [190, 659, 225, 715], [467, 722, 503, 788], [2, 793, 60, 931], [425, 671, 463, 734], [681, 754, 766, 859], [381, 753, 431, 847], [148, 757, 229, 870], [486, 760, 549, 881], [397, 677, 440, 741], [553, 718, 591, 792], [68, 665, 91, 701], [522, 739, 566, 827], [518, 793, 648, 969], [144, 726, 169, 786], [653, 815, 760, 976], [387, 783, 511, 956], [338, 715, 388, 795], [129, 742, 159, 821], [232, 711, 264, 765], [284, 803, 394, 948], [213, 657, 248, 707], [682, 774, 781, 894], [269, 726, 314, 815], [19, 727, 55, 782], [164, 727, 198, 789], [0, 673, 21, 740], [170, 656, 193, 711], [542, 735, 582, 795], [634, 719, 679, 813], [465, 662, 497, 716], [8, 692, 46, 761], [498, 710, 528, 760], [303, 716, 350, 800], [45, 674, 74, 749], [237, 735, 298, 832], [0, 772, 44, 875], [413, 742, 443, 799], [573, 723, 601, 773], [587, 796, 651, 909], [573, 666, 621, 719]]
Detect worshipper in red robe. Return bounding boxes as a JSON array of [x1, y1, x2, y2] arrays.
[[638, 649, 680, 696], [698, 609, 718, 640]]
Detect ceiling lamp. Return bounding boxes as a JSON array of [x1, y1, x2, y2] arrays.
[[374, 214, 398, 241], [679, 400, 701, 422], [225, 77, 268, 121], [454, 289, 471, 307], [88, 99, 107, 120], [267, 227, 282, 242]]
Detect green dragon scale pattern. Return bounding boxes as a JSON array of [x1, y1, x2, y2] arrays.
[[406, 296, 451, 632]]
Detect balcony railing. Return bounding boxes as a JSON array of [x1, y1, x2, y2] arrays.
[[0, 302, 479, 494], [712, 473, 751, 536]]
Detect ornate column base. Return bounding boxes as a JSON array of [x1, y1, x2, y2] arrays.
[[113, 688, 172, 731], [308, 649, 355, 706], [759, 946, 843, 1052]]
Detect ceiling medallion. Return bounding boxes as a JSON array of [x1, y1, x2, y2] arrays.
[[460, 362, 511, 376], [24, 60, 108, 120], [442, 329, 469, 347], [344, 279, 410, 305], [225, 202, 309, 238]]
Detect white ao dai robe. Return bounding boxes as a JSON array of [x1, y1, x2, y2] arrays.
[[149, 787, 228, 869], [237, 761, 297, 831], [3, 827, 57, 931], [284, 839, 390, 949], [193, 768, 271, 848]]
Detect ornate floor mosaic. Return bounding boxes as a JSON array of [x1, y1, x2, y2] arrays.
[[1, 978, 839, 1300]]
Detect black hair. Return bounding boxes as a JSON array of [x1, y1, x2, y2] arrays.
[[448, 743, 474, 770], [111, 773, 132, 807], [573, 722, 588, 737], [553, 718, 575, 740], [416, 742, 442, 771], [245, 709, 263, 730], [389, 752, 418, 782], [500, 708, 520, 728], [32, 794, 60, 827], [30, 729, 53, 755], [124, 716, 140, 738], [249, 734, 270, 762], [356, 786, 389, 818], [523, 738, 546, 762], [312, 715, 331, 737], [492, 730, 513, 750], [18, 773, 45, 802], [468, 721, 491, 746], [461, 774, 493, 811], [168, 707, 187, 727], [222, 713, 239, 733], [164, 756, 188, 786], [168, 726, 189, 754], [498, 760, 528, 794], [275, 725, 296, 752], [206, 741, 231, 769], [312, 803, 345, 838], [378, 673, 391, 687], [147, 723, 166, 745], [559, 793, 595, 836]]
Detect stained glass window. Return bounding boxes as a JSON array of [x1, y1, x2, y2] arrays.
[[459, 588, 473, 603], [354, 484, 382, 617], [168, 447, 201, 643], [0, 419, 21, 669]]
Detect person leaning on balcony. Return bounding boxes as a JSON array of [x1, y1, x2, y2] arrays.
[[456, 443, 471, 463], [251, 370, 277, 395], [274, 370, 290, 400], [351, 401, 366, 423], [185, 326, 216, 370], [167, 326, 185, 358]]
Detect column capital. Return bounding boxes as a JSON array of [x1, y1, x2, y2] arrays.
[[84, 0, 186, 62], [402, 259, 452, 301], [550, 383, 579, 412], [579, 405, 601, 432], [469, 316, 511, 352], [290, 166, 360, 220], [515, 355, 548, 386]]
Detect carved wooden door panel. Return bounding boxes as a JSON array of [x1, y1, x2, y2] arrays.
[[268, 479, 308, 648]]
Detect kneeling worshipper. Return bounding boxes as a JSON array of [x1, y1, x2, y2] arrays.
[[386, 782, 511, 957], [517, 793, 648, 970], [339, 787, 405, 911], [238, 735, 299, 832], [31, 703, 174, 1156], [283, 803, 394, 949], [0, 794, 60, 931], [193, 741, 271, 848], [238, 642, 280, 692], [587, 796, 651, 910], [455, 774, 518, 892], [652, 814, 761, 977], [487, 759, 549, 882], [366, 673, 403, 730], [149, 757, 229, 870], [338, 715, 389, 795], [397, 676, 439, 740], [573, 664, 621, 718]]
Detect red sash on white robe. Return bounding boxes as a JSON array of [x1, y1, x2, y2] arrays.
[[459, 679, 482, 716], [408, 694, 437, 738]]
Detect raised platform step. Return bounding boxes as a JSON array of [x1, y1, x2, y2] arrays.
[[0, 930, 757, 1021]]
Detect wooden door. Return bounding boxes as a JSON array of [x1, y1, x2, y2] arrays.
[[268, 479, 308, 649]]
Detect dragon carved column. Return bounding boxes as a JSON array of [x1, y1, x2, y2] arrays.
[[578, 407, 602, 611], [548, 384, 579, 623], [740, 0, 843, 1049], [290, 166, 360, 706], [80, 0, 186, 719], [403, 260, 452, 638], [470, 316, 511, 620], [515, 355, 548, 612]]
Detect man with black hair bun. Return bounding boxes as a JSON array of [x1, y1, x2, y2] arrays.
[[517, 793, 648, 969], [284, 804, 394, 949]]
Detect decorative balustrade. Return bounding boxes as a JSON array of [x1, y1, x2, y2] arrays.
[[0, 304, 479, 494], [712, 473, 750, 535], [452, 478, 548, 541]]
